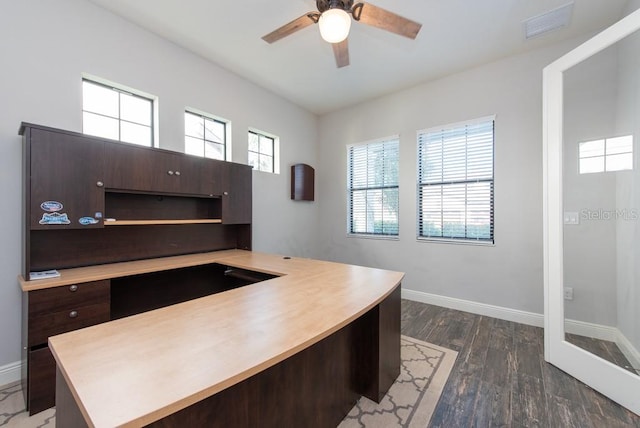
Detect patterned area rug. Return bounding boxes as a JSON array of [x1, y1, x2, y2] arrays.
[[0, 336, 456, 427], [0, 382, 54, 428], [339, 336, 458, 428]]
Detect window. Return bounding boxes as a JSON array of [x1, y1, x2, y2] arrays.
[[417, 118, 494, 243], [347, 137, 399, 237], [82, 79, 154, 147], [184, 110, 227, 160], [579, 135, 633, 174], [248, 130, 275, 173]]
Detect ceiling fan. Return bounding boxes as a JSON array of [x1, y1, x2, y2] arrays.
[[262, 0, 422, 68]]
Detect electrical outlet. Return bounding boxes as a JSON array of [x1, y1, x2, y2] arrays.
[[563, 287, 574, 300]]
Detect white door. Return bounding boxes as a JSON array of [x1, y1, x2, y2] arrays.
[[543, 8, 640, 415]]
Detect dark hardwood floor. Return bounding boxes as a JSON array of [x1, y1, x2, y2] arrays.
[[566, 333, 639, 375], [401, 299, 640, 428]]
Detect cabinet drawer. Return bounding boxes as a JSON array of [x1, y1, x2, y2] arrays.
[[28, 346, 56, 415], [29, 280, 110, 317], [28, 302, 110, 347]]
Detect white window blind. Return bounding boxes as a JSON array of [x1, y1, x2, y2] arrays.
[[348, 138, 399, 236], [418, 118, 494, 242]]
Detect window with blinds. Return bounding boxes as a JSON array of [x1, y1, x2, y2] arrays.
[[348, 138, 399, 237], [417, 118, 494, 243]]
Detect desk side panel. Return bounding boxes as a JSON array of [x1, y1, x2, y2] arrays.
[[56, 367, 88, 428]]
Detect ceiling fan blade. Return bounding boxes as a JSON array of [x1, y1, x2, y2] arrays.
[[353, 2, 422, 39], [332, 39, 350, 68], [262, 12, 320, 44]]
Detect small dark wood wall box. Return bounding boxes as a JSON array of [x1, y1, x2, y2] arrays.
[[290, 163, 314, 201], [19, 122, 253, 415]]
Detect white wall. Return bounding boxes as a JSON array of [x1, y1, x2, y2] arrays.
[[316, 37, 593, 316], [0, 0, 319, 370]]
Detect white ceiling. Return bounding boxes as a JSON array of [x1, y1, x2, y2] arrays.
[[87, 0, 631, 115]]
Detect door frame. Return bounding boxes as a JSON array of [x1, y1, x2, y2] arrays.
[[543, 7, 640, 415]]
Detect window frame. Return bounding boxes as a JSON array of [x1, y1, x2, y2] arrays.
[[81, 77, 156, 147], [184, 109, 229, 161], [248, 129, 277, 173], [347, 136, 400, 239], [416, 116, 495, 245]]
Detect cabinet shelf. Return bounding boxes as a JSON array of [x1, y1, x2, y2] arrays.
[[104, 219, 222, 226]]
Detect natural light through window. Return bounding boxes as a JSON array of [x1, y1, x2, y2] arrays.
[[578, 135, 633, 174], [185, 111, 227, 160], [248, 130, 275, 173], [417, 118, 494, 243], [347, 138, 399, 237], [82, 79, 154, 147]]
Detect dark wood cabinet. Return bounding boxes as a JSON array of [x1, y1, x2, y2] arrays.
[[21, 123, 252, 276], [27, 281, 111, 347], [26, 127, 105, 230], [221, 162, 252, 224], [104, 143, 216, 197], [27, 347, 56, 415], [23, 280, 111, 414], [291, 163, 314, 201], [21, 122, 254, 415]]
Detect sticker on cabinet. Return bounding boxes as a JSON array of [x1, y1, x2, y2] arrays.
[[40, 201, 63, 212], [39, 212, 71, 225], [79, 217, 99, 225]]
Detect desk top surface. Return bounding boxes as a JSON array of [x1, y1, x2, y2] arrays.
[[47, 250, 404, 428]]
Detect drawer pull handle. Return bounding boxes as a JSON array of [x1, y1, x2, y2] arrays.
[[69, 311, 78, 318], [175, 171, 181, 176], [69, 285, 78, 292], [167, 170, 174, 175], [96, 181, 104, 187]]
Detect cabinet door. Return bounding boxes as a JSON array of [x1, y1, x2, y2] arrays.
[[29, 129, 105, 230], [178, 154, 216, 196], [104, 143, 177, 193], [28, 346, 56, 415], [221, 162, 252, 224], [201, 158, 225, 196], [105, 143, 215, 196]]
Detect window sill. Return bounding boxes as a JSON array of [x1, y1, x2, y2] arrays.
[[347, 233, 400, 241], [416, 237, 494, 247]]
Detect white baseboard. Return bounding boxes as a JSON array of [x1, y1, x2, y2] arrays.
[[0, 360, 21, 387], [402, 287, 640, 374], [563, 318, 617, 341], [615, 331, 640, 375], [401, 288, 544, 327]]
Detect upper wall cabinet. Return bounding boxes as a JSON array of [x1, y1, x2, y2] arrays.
[[24, 127, 105, 230], [221, 162, 252, 224], [21, 123, 253, 276], [104, 143, 220, 197]]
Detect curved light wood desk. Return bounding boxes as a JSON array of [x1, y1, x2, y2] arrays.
[[48, 250, 404, 427]]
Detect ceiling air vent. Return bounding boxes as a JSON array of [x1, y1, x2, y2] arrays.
[[524, 2, 574, 40]]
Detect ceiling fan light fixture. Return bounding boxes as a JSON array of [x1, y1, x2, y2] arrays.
[[318, 8, 351, 43]]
